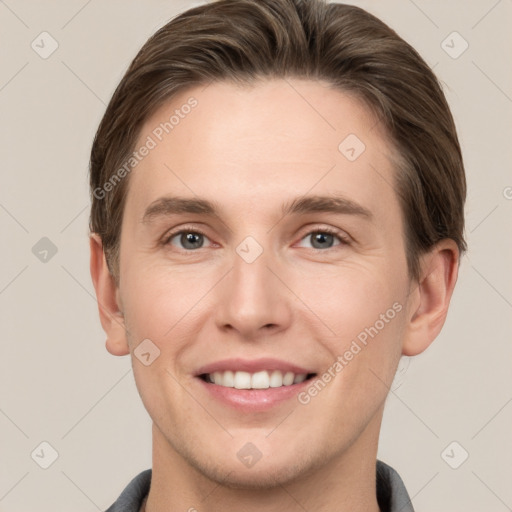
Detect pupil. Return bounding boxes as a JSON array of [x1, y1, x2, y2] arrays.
[[313, 233, 332, 248], [183, 233, 202, 249]]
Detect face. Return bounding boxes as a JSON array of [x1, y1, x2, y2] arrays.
[[115, 79, 414, 487]]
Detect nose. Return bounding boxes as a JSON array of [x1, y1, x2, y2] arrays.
[[214, 243, 293, 341]]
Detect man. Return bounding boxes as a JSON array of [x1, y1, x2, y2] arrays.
[[89, 1, 466, 511]]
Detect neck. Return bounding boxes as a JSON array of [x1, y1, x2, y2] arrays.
[[144, 412, 383, 512]]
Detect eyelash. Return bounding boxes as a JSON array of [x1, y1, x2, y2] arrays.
[[161, 225, 350, 251]]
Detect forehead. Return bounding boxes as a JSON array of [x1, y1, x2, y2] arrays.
[[126, 79, 400, 226]]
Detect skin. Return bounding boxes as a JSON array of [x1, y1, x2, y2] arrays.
[[90, 78, 459, 512]]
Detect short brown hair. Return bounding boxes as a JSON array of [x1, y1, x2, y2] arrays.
[[89, 0, 467, 283]]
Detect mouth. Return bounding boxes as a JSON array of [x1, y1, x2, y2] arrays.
[[199, 370, 317, 389], [194, 358, 318, 411]]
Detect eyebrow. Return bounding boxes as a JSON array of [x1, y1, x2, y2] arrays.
[[142, 194, 373, 224]]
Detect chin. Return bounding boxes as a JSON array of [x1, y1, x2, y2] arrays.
[[204, 461, 310, 490], [182, 445, 323, 491]]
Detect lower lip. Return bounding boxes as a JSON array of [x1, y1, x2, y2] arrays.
[[196, 377, 313, 412]]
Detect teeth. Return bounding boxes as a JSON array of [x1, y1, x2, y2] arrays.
[[223, 370, 234, 387], [283, 371, 294, 386], [251, 371, 270, 389], [269, 370, 283, 388], [234, 371, 251, 389], [205, 370, 308, 389], [293, 373, 307, 384]]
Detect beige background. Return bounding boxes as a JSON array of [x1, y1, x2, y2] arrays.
[[1, 0, 511, 510]]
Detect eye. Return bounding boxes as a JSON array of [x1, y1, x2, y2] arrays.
[[162, 226, 350, 252], [164, 229, 212, 250], [297, 228, 349, 250]]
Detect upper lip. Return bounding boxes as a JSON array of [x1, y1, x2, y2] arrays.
[[195, 358, 314, 376]]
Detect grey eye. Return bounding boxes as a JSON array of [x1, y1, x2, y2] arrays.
[[309, 232, 335, 249], [168, 231, 206, 250]]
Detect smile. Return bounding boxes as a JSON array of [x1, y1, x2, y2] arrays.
[[200, 370, 315, 389], [194, 358, 318, 411]]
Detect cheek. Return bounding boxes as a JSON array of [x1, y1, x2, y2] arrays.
[[297, 267, 407, 403], [122, 270, 195, 431], [300, 265, 405, 341], [122, 265, 194, 340], [119, 270, 193, 418], [296, 290, 405, 442]]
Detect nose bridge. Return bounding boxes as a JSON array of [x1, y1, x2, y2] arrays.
[[215, 235, 291, 336], [233, 240, 272, 299]]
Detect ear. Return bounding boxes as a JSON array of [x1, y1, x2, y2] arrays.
[[402, 239, 460, 356], [89, 234, 130, 356]]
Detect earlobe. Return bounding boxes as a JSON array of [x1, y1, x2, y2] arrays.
[[89, 234, 130, 356], [402, 240, 460, 356]]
